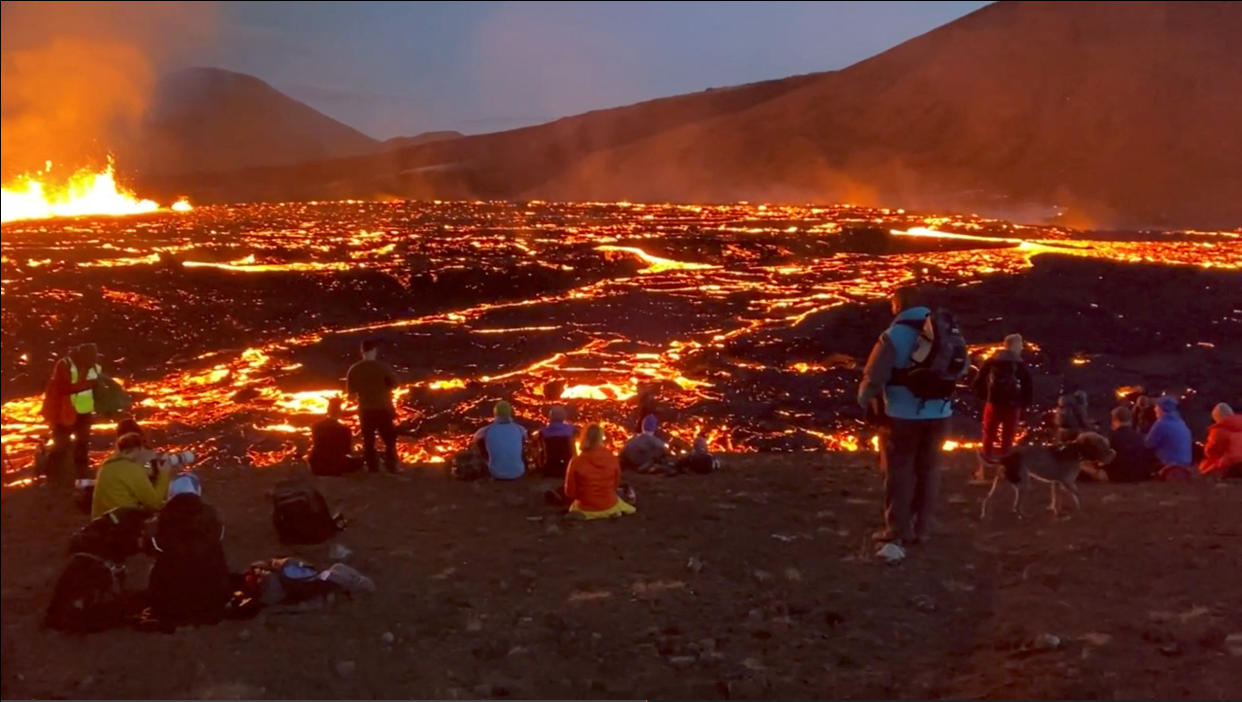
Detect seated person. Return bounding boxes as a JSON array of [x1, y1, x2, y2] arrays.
[[1054, 390, 1092, 443], [1145, 396, 1193, 480], [564, 425, 636, 519], [675, 436, 719, 474], [1201, 403, 1242, 479], [620, 414, 670, 472], [147, 474, 231, 626], [1132, 394, 1159, 435], [537, 406, 577, 479], [91, 432, 172, 519], [1089, 406, 1157, 482], [309, 397, 362, 476], [472, 400, 527, 480]]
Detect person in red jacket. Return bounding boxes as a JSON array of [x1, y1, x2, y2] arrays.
[[40, 344, 101, 485], [1201, 403, 1242, 479], [563, 424, 636, 519]]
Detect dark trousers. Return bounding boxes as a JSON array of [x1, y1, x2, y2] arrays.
[[982, 404, 1021, 458], [359, 408, 397, 472], [880, 417, 948, 541], [49, 412, 93, 483]]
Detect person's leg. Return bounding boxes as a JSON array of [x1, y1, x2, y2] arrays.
[[379, 411, 398, 472], [911, 418, 948, 541], [48, 424, 73, 487], [71, 412, 93, 479], [880, 419, 919, 542], [999, 406, 1020, 455], [981, 404, 1000, 459], [360, 410, 379, 472]]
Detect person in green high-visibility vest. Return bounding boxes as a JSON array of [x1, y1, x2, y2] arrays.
[[40, 343, 101, 485]]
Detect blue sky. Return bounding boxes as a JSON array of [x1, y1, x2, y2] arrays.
[[186, 1, 989, 138]]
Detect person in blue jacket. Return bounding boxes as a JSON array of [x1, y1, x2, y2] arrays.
[[1145, 395, 1193, 480], [472, 400, 527, 480]]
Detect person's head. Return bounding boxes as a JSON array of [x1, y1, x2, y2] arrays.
[[116, 417, 143, 443], [1156, 395, 1179, 417], [71, 343, 98, 367], [693, 436, 709, 454], [1211, 402, 1233, 423], [115, 432, 144, 457], [493, 400, 513, 421], [360, 338, 380, 360], [1137, 394, 1153, 409], [641, 414, 658, 435], [548, 405, 567, 423], [167, 473, 202, 501], [1110, 405, 1132, 430], [1072, 390, 1088, 409], [1004, 333, 1023, 355], [890, 287, 920, 315], [327, 396, 343, 419], [582, 424, 606, 451]]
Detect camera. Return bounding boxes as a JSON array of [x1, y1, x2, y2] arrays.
[[157, 450, 197, 470]]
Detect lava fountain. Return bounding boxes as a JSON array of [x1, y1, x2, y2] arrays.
[[0, 158, 190, 222]]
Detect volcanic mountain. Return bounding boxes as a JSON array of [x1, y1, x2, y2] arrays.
[[124, 67, 380, 175], [145, 2, 1242, 228]]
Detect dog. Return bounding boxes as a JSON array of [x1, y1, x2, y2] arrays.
[[978, 432, 1115, 519]]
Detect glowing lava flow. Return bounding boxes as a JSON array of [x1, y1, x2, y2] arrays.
[[0, 159, 190, 222]]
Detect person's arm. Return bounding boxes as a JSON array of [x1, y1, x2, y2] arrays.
[[1144, 422, 1164, 450], [1018, 363, 1035, 407], [384, 364, 397, 389], [857, 334, 895, 409], [125, 461, 171, 512], [345, 367, 357, 398], [971, 360, 991, 399], [1202, 428, 1225, 461]]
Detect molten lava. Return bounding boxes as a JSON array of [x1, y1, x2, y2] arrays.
[[0, 159, 189, 222]]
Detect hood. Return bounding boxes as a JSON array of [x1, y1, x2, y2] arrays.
[[1156, 396, 1180, 415], [161, 492, 205, 517], [994, 349, 1022, 362], [893, 306, 930, 324], [641, 414, 659, 433], [1216, 415, 1242, 432]]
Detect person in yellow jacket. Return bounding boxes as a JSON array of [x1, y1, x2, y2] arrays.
[[91, 432, 172, 519], [41, 343, 102, 484]]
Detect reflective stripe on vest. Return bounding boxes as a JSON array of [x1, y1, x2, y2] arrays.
[[67, 359, 100, 414]]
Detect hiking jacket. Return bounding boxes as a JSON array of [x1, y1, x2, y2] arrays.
[[92, 453, 170, 518], [1201, 415, 1242, 476], [473, 419, 526, 479], [858, 306, 954, 420], [42, 357, 98, 427], [1144, 405, 1192, 468], [971, 350, 1034, 408], [564, 446, 621, 512]]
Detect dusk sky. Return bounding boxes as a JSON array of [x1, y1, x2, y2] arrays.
[[4, 1, 990, 139]]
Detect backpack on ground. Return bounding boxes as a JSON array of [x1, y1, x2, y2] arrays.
[[450, 449, 488, 481], [893, 308, 968, 401], [987, 362, 1023, 406], [271, 479, 342, 545], [46, 507, 148, 633]]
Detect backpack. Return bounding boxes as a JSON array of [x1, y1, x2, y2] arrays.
[[44, 552, 129, 633], [987, 362, 1023, 406], [148, 495, 231, 624], [271, 480, 342, 545], [450, 449, 488, 481], [893, 309, 968, 401]]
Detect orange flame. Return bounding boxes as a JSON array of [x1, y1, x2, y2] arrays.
[[1, 158, 190, 222]]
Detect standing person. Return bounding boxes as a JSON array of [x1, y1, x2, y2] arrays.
[[857, 287, 968, 546], [309, 397, 362, 476], [471, 400, 527, 480], [1145, 396, 1193, 481], [972, 334, 1034, 476], [346, 339, 399, 473], [41, 343, 102, 485]]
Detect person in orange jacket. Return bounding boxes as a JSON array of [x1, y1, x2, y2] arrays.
[[40, 343, 102, 485], [1201, 403, 1242, 479], [563, 424, 636, 519]]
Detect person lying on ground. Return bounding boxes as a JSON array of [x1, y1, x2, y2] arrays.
[[674, 436, 719, 474], [1201, 402, 1242, 479], [147, 474, 232, 627], [536, 405, 576, 479], [620, 414, 670, 472], [1054, 390, 1093, 443], [309, 397, 362, 476], [472, 400, 527, 480], [1145, 396, 1194, 481], [563, 424, 636, 519], [91, 433, 172, 519]]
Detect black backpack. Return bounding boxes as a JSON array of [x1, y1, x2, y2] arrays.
[[148, 495, 231, 624], [893, 309, 968, 401], [271, 480, 342, 545], [987, 362, 1023, 406], [46, 508, 148, 633]]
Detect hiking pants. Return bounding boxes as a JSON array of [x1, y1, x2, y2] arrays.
[[49, 412, 93, 484], [982, 404, 1021, 458], [879, 417, 948, 540], [360, 409, 398, 472]]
